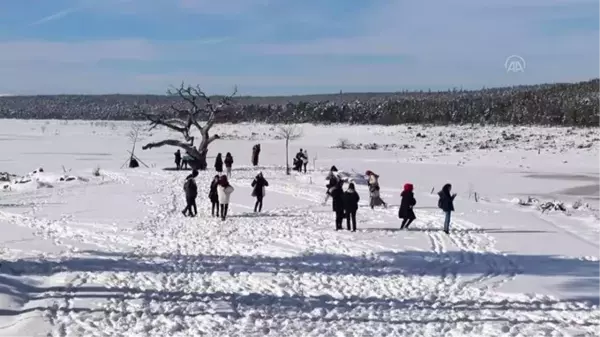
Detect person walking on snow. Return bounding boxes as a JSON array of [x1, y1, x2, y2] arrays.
[[302, 149, 309, 173], [182, 169, 199, 217], [251, 171, 269, 212], [214, 153, 223, 174], [366, 170, 387, 209], [330, 179, 345, 230], [174, 149, 182, 170], [224, 152, 234, 177], [437, 183, 456, 234], [399, 183, 417, 229], [217, 175, 235, 220], [209, 175, 220, 217], [343, 182, 360, 232]]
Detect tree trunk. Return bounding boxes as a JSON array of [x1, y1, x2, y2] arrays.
[[187, 148, 207, 170], [285, 138, 290, 175]]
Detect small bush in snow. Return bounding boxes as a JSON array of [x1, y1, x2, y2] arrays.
[[92, 166, 101, 177], [538, 201, 567, 213], [336, 138, 352, 149]]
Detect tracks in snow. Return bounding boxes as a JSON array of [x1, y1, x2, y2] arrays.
[[6, 168, 596, 337]]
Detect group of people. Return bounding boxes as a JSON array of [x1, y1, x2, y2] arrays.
[[182, 169, 269, 221], [214, 152, 235, 177], [292, 149, 309, 173], [323, 166, 457, 234], [182, 170, 236, 221], [179, 149, 457, 232], [177, 146, 263, 174]]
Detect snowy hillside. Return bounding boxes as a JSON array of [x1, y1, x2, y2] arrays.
[[0, 120, 599, 337]]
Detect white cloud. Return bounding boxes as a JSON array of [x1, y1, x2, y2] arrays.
[[30, 7, 81, 26]]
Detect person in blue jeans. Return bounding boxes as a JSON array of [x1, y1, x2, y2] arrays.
[[437, 183, 456, 234]]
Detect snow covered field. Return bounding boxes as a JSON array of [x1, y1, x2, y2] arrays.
[[1, 119, 599, 337]]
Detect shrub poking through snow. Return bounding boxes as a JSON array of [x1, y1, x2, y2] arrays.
[[539, 201, 568, 213], [92, 166, 101, 177], [336, 138, 352, 149]]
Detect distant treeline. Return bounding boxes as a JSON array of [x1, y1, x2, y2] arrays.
[[0, 79, 598, 126]]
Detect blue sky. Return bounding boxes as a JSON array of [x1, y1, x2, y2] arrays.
[[0, 0, 598, 95]]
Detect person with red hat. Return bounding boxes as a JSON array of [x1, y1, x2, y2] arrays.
[[398, 183, 417, 229]]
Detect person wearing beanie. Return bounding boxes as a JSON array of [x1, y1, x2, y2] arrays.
[[399, 183, 417, 229]]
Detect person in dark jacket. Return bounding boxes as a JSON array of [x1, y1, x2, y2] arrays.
[[224, 152, 234, 177], [174, 150, 182, 170], [214, 153, 223, 173], [182, 169, 199, 217], [343, 182, 360, 232], [252, 144, 261, 166], [322, 166, 340, 205], [399, 183, 417, 229], [438, 183, 456, 234], [330, 180, 345, 230], [292, 149, 304, 172], [251, 171, 269, 212], [209, 175, 220, 217]]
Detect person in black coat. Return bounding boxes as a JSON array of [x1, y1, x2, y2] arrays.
[[399, 183, 417, 229], [224, 152, 234, 177], [343, 182, 360, 232], [330, 180, 345, 230], [251, 172, 269, 212], [251, 144, 261, 166], [182, 170, 199, 217], [174, 150, 182, 170], [209, 175, 220, 217], [214, 153, 223, 173], [437, 183, 456, 234]]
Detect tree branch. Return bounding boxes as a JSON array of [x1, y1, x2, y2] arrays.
[[142, 139, 197, 154]]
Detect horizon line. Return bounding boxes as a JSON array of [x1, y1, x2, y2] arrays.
[[1, 78, 597, 98]]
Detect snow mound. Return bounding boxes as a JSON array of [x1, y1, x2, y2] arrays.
[[1, 170, 92, 192]]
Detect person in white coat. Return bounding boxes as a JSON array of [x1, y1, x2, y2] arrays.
[[217, 175, 235, 220]]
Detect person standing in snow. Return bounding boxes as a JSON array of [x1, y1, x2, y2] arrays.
[[214, 153, 223, 174], [174, 149, 182, 170], [437, 183, 456, 234], [399, 183, 417, 229], [366, 170, 387, 209], [330, 179, 345, 230], [343, 182, 360, 232], [209, 175, 220, 217], [217, 175, 235, 220], [323, 165, 340, 205], [224, 152, 234, 177], [251, 144, 261, 166], [292, 149, 304, 172], [251, 171, 269, 212], [182, 169, 199, 217], [302, 149, 309, 173]]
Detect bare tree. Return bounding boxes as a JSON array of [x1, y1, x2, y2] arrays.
[[140, 82, 237, 170], [276, 124, 303, 175], [128, 122, 144, 145]]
